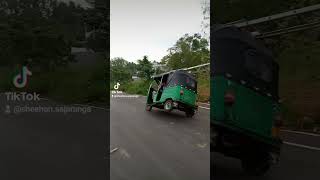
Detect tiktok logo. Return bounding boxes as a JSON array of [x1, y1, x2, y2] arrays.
[[13, 66, 32, 88], [114, 82, 120, 90]]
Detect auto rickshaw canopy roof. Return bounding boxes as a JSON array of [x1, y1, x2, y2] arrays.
[[151, 70, 197, 83], [212, 25, 279, 100]]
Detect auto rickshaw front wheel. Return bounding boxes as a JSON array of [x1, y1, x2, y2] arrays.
[[164, 100, 173, 112]]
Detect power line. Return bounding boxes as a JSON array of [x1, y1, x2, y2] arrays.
[[227, 4, 320, 28], [256, 21, 320, 39]]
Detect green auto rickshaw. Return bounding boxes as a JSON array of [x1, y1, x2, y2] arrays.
[[146, 70, 198, 117], [211, 26, 282, 175]]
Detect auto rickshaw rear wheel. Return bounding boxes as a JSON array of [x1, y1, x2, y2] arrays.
[[186, 109, 195, 117], [145, 104, 152, 111], [164, 100, 173, 112], [241, 151, 271, 176]]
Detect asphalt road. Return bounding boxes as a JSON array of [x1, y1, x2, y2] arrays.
[[110, 96, 210, 180], [1, 91, 319, 180], [213, 128, 320, 180], [111, 95, 320, 180], [0, 94, 109, 180]]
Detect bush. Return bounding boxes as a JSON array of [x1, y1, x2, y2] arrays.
[[197, 72, 210, 102], [122, 80, 151, 96]]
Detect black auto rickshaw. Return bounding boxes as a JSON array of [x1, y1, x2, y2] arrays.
[[146, 70, 198, 117]]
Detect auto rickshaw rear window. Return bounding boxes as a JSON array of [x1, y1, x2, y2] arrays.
[[168, 73, 197, 91], [244, 49, 273, 83]]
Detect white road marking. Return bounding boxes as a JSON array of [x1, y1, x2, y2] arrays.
[[119, 148, 131, 159], [198, 102, 210, 106], [110, 148, 119, 154], [199, 106, 210, 110], [196, 143, 208, 148], [284, 141, 320, 151], [281, 130, 320, 137]]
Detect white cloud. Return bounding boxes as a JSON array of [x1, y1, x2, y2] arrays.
[[111, 0, 204, 62]]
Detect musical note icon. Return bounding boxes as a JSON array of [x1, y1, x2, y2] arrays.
[[13, 66, 32, 88]]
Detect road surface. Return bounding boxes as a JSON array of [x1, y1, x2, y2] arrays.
[[110, 95, 210, 180], [1, 91, 319, 180], [111, 95, 320, 180], [213, 127, 320, 180], [0, 94, 108, 180]]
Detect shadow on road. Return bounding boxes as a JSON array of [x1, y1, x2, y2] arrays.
[[211, 153, 276, 180], [147, 109, 196, 123]]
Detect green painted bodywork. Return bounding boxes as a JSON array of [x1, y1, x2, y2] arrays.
[[153, 86, 197, 107], [211, 76, 279, 142]]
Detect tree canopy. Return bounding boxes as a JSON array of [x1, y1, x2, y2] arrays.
[[110, 57, 132, 83], [161, 33, 210, 69], [0, 0, 86, 70], [137, 56, 154, 79], [110, 55, 156, 83]]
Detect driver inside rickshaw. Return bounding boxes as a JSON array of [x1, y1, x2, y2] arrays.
[[158, 81, 166, 91], [155, 74, 169, 101]]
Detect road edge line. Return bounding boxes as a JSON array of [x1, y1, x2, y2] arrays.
[[198, 102, 210, 106], [284, 141, 320, 151], [281, 129, 320, 137], [199, 106, 210, 110]]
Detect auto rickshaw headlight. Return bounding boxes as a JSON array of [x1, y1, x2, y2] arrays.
[[180, 90, 184, 95]]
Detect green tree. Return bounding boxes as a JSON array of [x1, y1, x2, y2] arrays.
[[0, 0, 87, 70], [126, 62, 138, 76], [83, 2, 108, 52], [137, 56, 154, 79], [161, 33, 209, 69], [201, 0, 210, 40], [51, 1, 86, 42], [110, 57, 131, 83]]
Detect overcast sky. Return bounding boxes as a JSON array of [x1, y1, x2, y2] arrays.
[[111, 0, 205, 62]]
